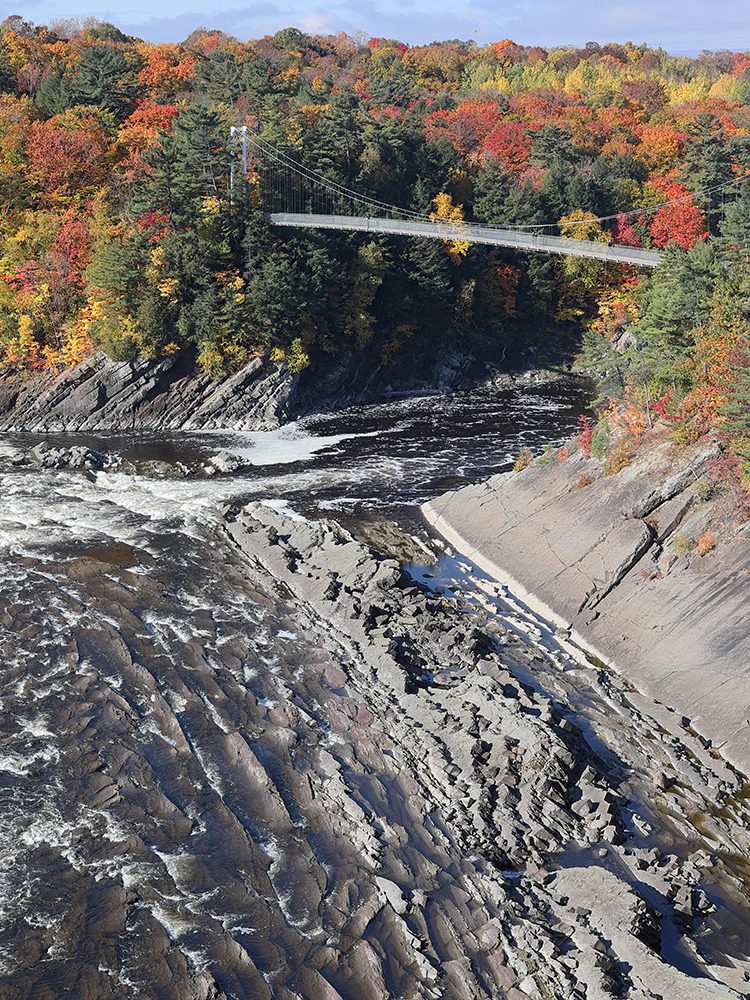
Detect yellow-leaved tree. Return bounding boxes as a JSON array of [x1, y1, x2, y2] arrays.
[[430, 192, 471, 262], [559, 209, 610, 245], [557, 210, 613, 321]]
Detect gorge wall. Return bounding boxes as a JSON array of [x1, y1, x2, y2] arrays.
[[423, 432, 750, 777], [0, 348, 506, 434], [0, 353, 295, 433]]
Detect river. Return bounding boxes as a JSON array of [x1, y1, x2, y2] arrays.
[[1, 378, 749, 999]]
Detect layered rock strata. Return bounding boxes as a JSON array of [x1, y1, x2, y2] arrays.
[[221, 503, 747, 999], [0, 352, 295, 432], [423, 433, 750, 776]]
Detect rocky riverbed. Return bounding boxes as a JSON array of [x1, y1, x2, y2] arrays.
[[1, 385, 749, 998], [1, 481, 748, 996]]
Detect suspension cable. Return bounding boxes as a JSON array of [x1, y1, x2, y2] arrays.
[[248, 133, 438, 223], [244, 129, 748, 235]]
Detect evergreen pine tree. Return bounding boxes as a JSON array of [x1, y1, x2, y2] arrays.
[[681, 113, 736, 232], [138, 132, 182, 217], [171, 104, 230, 209], [631, 241, 722, 390], [529, 126, 578, 167], [722, 337, 750, 464], [473, 159, 514, 224], [65, 45, 135, 120], [540, 159, 578, 223], [196, 49, 244, 103], [719, 180, 750, 261], [140, 105, 230, 220]]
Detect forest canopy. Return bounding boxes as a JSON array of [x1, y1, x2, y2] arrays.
[[1, 16, 750, 471]]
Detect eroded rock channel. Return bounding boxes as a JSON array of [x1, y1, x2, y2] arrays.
[[1, 382, 748, 999]]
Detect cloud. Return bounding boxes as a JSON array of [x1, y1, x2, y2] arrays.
[[17, 0, 296, 43], [96, 3, 294, 42], [294, 0, 523, 45], [13, 0, 750, 50]]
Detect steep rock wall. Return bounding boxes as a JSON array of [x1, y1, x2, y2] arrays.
[[0, 347, 502, 434], [423, 434, 750, 775], [0, 352, 296, 432]]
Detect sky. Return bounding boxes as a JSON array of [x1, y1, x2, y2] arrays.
[[5, 0, 750, 53]]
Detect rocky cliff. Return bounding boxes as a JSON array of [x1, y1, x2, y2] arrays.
[[423, 430, 750, 777], [0, 351, 296, 432], [0, 347, 502, 434]]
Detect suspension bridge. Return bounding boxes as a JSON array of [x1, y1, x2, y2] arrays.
[[231, 126, 664, 268]]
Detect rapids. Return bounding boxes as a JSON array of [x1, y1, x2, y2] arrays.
[[2, 378, 749, 998]]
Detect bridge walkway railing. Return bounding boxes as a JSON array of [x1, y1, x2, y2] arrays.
[[269, 213, 662, 268]]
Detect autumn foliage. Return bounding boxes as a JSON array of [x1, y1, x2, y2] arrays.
[[0, 13, 748, 435], [647, 178, 707, 249], [25, 113, 109, 199]]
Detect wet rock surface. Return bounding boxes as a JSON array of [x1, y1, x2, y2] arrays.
[[26, 440, 118, 470], [220, 504, 749, 999]]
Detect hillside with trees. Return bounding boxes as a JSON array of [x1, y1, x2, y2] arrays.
[[1, 17, 750, 481]]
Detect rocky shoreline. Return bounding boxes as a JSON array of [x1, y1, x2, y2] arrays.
[[0, 349, 584, 434], [423, 429, 750, 778]]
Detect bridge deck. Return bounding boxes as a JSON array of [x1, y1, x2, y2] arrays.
[[270, 213, 662, 267]]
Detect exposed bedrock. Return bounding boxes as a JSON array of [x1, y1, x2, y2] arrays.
[[423, 433, 750, 777], [221, 503, 746, 999], [0, 346, 518, 433], [0, 352, 296, 432]]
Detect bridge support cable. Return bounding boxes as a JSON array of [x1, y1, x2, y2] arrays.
[[229, 125, 248, 203], [233, 128, 665, 265], [245, 130, 445, 224]]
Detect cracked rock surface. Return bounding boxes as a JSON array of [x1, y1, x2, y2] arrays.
[[0, 352, 295, 432], [221, 503, 748, 999], [0, 347, 523, 435], [423, 432, 750, 775]]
